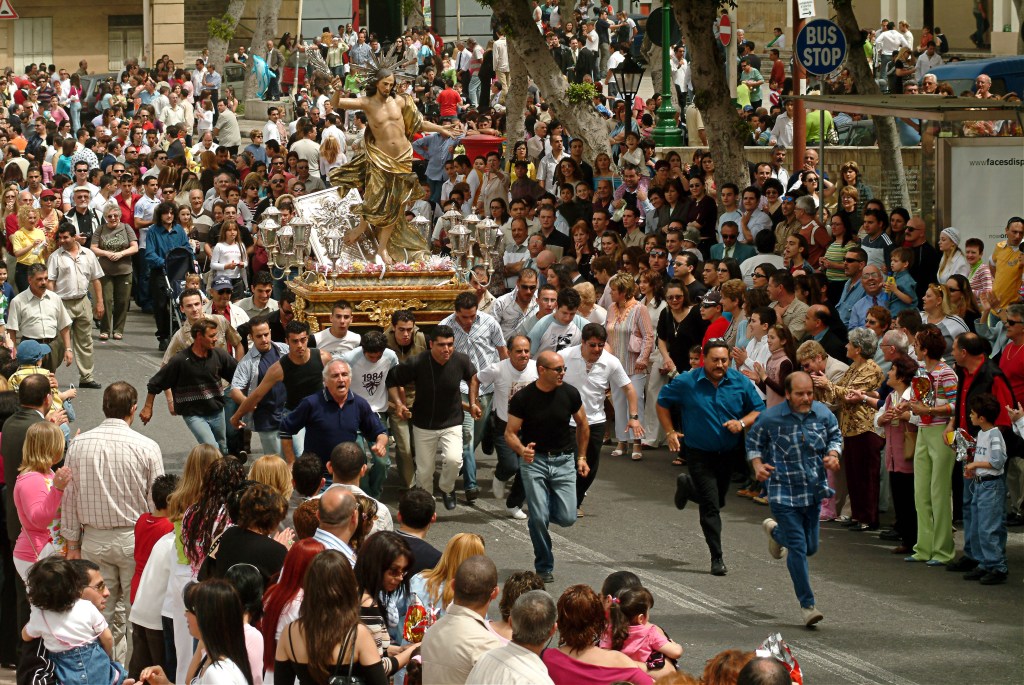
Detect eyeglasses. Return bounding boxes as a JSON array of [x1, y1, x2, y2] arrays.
[[752, 272, 767, 279], [518, 283, 537, 291], [947, 286, 961, 293], [843, 257, 863, 263], [1007, 319, 1023, 326], [805, 177, 818, 183], [721, 233, 738, 240], [649, 250, 667, 257], [689, 183, 701, 188], [87, 581, 107, 592], [700, 303, 718, 309], [666, 294, 684, 300], [386, 565, 408, 578], [540, 365, 565, 373]]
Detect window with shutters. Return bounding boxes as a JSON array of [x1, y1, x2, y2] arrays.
[[13, 17, 53, 74], [108, 15, 144, 71]]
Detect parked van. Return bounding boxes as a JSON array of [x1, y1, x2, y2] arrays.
[[928, 56, 1024, 96]]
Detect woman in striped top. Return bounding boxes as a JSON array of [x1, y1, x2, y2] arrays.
[[604, 273, 655, 461], [905, 324, 960, 565]]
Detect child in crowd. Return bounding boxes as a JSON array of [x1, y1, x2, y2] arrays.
[[885, 247, 918, 315], [603, 586, 684, 676], [0, 262, 14, 320], [964, 393, 1009, 585], [130, 474, 178, 603], [184, 272, 209, 304], [284, 452, 325, 530], [23, 557, 127, 685], [688, 345, 702, 371], [8, 339, 76, 441]]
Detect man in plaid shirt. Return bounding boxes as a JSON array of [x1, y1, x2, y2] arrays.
[[746, 371, 842, 628]]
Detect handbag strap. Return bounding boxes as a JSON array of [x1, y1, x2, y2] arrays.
[[332, 625, 358, 679]]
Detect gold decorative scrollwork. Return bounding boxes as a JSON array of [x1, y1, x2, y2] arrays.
[[356, 298, 427, 327], [292, 294, 321, 332]]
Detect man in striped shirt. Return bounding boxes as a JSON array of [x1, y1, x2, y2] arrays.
[[746, 371, 842, 627]]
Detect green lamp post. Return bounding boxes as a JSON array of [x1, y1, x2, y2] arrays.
[[652, 0, 683, 147]]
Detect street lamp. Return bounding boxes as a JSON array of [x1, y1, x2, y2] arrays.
[[613, 53, 645, 144], [653, 0, 683, 147]]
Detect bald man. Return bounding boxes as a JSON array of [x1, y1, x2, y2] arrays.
[[802, 304, 846, 360], [314, 486, 359, 565], [903, 216, 941, 302], [504, 350, 589, 583]]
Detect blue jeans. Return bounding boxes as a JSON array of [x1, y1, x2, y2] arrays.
[[962, 474, 977, 561], [520, 451, 578, 574], [461, 393, 493, 491], [769, 501, 821, 609], [50, 639, 126, 685], [257, 430, 281, 455], [469, 75, 481, 107], [967, 476, 1008, 573], [183, 412, 227, 454], [69, 101, 82, 131]]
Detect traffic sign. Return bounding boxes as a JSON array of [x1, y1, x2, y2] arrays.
[[795, 18, 847, 77], [0, 0, 18, 19], [719, 14, 731, 47]]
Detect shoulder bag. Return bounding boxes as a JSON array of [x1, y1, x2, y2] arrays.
[[329, 626, 364, 685]]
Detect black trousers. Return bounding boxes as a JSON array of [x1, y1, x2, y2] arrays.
[[688, 448, 740, 560], [575, 422, 606, 507], [889, 470, 917, 547], [151, 267, 172, 341]]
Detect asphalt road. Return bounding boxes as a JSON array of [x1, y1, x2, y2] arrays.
[[40, 308, 1024, 685]]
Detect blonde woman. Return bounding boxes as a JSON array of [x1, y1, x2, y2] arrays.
[[319, 135, 346, 178], [11, 204, 46, 291], [248, 455, 293, 501], [12, 422, 71, 580], [605, 272, 655, 461], [406, 532, 485, 618]]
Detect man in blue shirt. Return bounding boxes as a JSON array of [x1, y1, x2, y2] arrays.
[[835, 246, 868, 327], [847, 264, 888, 330], [412, 128, 465, 205], [657, 340, 764, 576], [280, 358, 388, 473], [746, 371, 842, 627]]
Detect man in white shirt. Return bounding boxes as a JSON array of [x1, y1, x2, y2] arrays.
[[738, 186, 772, 244], [263, 106, 288, 144], [562, 324, 641, 513], [493, 30, 511, 91], [527, 288, 589, 354], [915, 42, 943, 83], [716, 183, 743, 243], [500, 220, 532, 291], [769, 101, 794, 149], [341, 331, 400, 498], [477, 335, 538, 518], [874, 21, 910, 73], [466, 590, 557, 685], [158, 92, 188, 128], [536, 136, 567, 195], [314, 300, 361, 354], [212, 100, 242, 154]]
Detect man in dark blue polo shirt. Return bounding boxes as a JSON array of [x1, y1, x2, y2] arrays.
[[279, 358, 387, 472], [656, 339, 765, 576]]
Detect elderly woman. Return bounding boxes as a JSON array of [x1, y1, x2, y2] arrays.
[[921, 283, 969, 365], [91, 201, 139, 341], [904, 324, 959, 565], [573, 281, 606, 325], [605, 272, 655, 461], [541, 585, 654, 685], [799, 340, 850, 522], [814, 327, 885, 531]]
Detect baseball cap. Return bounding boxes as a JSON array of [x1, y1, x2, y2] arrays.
[[701, 291, 722, 308], [16, 339, 51, 364], [212, 276, 233, 292], [40, 189, 56, 199]]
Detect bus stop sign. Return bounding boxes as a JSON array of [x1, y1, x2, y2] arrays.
[[795, 19, 847, 77]]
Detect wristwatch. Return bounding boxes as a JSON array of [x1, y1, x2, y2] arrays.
[[630, 413, 639, 420]]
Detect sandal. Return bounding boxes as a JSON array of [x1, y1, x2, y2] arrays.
[[99, 333, 109, 341], [671, 457, 685, 466], [631, 452, 643, 461], [113, 333, 123, 340]]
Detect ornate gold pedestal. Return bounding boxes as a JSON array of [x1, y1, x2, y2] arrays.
[[289, 270, 471, 330]]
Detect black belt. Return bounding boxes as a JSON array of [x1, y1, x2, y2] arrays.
[[976, 474, 1004, 483], [27, 337, 54, 344]]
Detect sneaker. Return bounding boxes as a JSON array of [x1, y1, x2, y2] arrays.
[[710, 557, 727, 576], [539, 571, 554, 584], [492, 477, 507, 501], [979, 570, 1008, 585], [465, 487, 480, 504], [946, 556, 979, 573], [963, 568, 987, 581], [763, 518, 785, 559], [506, 506, 527, 520], [752, 495, 769, 505], [802, 606, 824, 627], [442, 492, 457, 510]]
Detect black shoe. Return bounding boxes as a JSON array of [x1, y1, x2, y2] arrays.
[[879, 529, 902, 541], [710, 557, 727, 576], [1006, 513, 1024, 527], [963, 568, 987, 581], [78, 380, 102, 389], [849, 523, 878, 532], [234, 450, 248, 465], [539, 571, 554, 584], [158, 338, 169, 351], [946, 556, 979, 573], [442, 491, 457, 510], [979, 570, 1008, 585], [674, 472, 696, 510], [465, 487, 480, 504], [840, 519, 860, 528]]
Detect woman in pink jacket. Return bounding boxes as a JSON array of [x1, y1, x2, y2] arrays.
[[13, 421, 71, 580]]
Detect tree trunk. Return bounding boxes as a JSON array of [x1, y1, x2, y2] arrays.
[[243, 0, 284, 102], [671, 0, 748, 191], [1015, 0, 1024, 54], [641, 33, 665, 108], [832, 0, 911, 211], [406, 1, 426, 31], [208, 0, 248, 67], [503, 43, 530, 168], [490, 0, 611, 165]]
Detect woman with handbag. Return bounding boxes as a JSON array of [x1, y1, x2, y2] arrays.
[[605, 273, 655, 462], [273, 550, 389, 685]]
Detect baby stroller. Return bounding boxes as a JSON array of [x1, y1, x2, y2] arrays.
[[162, 245, 200, 335]]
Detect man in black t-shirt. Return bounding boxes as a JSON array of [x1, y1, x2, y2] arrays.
[[505, 350, 589, 583], [387, 325, 480, 511]]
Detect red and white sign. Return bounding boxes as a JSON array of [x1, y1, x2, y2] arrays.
[[719, 14, 732, 46], [0, 0, 17, 19]]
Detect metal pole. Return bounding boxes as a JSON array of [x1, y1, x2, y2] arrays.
[[293, 0, 304, 99], [653, 0, 682, 147], [457, 0, 462, 41], [792, 0, 807, 176], [819, 104, 825, 225]]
